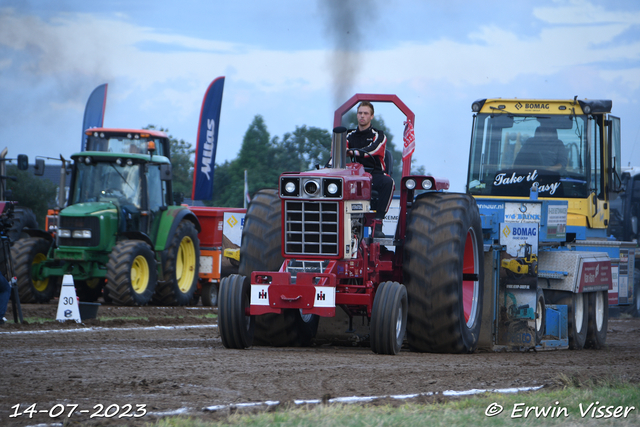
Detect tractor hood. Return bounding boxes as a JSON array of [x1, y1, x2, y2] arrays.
[[61, 202, 117, 217]]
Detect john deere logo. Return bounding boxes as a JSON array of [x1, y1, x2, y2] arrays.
[[502, 225, 511, 239], [227, 216, 238, 228]]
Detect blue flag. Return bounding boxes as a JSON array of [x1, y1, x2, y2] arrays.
[[81, 84, 108, 151], [192, 77, 225, 201]]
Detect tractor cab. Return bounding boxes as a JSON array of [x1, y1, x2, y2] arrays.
[[467, 98, 621, 232], [62, 152, 173, 247], [84, 128, 171, 159]]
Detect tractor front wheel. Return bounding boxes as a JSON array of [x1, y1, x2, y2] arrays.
[[403, 193, 484, 353], [11, 237, 59, 303], [154, 220, 200, 306], [370, 281, 408, 355], [105, 240, 157, 306], [218, 274, 254, 349]]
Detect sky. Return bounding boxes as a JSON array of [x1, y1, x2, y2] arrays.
[[1, 0, 640, 193]]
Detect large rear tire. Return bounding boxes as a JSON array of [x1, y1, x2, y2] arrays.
[[218, 274, 254, 349], [11, 237, 60, 303], [153, 220, 200, 306], [8, 207, 38, 243], [239, 189, 319, 346], [370, 281, 408, 355], [585, 290, 608, 349], [105, 240, 157, 306], [403, 193, 484, 353]]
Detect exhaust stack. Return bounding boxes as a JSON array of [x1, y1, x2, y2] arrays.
[[331, 126, 347, 169]]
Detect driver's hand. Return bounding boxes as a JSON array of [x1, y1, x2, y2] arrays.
[[347, 149, 360, 157]]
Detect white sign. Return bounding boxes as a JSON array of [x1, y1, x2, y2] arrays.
[[314, 286, 336, 307], [223, 212, 245, 246], [500, 223, 539, 258], [56, 282, 81, 323], [251, 284, 270, 306], [504, 202, 542, 223]]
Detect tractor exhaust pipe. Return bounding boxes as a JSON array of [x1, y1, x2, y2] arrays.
[[331, 126, 347, 169]]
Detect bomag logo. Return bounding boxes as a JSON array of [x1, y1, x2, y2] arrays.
[[227, 215, 238, 228], [525, 103, 550, 110]]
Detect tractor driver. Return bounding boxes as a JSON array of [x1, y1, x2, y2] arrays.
[[346, 101, 394, 237]]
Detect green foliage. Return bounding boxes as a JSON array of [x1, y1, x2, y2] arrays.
[[209, 117, 333, 207], [145, 125, 195, 197], [5, 165, 57, 228]]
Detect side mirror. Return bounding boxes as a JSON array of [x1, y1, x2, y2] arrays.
[[34, 158, 45, 176], [160, 163, 172, 181], [17, 154, 28, 171]]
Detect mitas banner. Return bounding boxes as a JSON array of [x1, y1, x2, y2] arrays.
[[402, 119, 415, 160], [81, 83, 108, 151], [192, 77, 225, 201]]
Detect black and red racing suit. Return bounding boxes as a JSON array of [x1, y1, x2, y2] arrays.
[[346, 126, 394, 220]]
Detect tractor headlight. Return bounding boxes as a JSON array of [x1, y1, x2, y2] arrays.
[[72, 230, 92, 239], [422, 179, 433, 190], [281, 177, 300, 197], [304, 180, 319, 196], [405, 179, 416, 190], [58, 229, 71, 238], [323, 178, 342, 198]]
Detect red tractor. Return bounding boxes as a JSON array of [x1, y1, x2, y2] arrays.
[[218, 94, 484, 354]]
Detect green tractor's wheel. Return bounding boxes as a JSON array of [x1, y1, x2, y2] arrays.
[[105, 240, 157, 306], [75, 278, 106, 302], [11, 237, 60, 303], [153, 220, 200, 306]]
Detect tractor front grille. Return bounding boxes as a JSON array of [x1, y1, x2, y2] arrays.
[[284, 201, 339, 256], [58, 216, 101, 247]]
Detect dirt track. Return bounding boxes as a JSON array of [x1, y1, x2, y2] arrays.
[[2, 301, 640, 426]]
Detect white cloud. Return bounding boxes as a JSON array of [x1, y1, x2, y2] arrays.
[[535, 0, 640, 25]]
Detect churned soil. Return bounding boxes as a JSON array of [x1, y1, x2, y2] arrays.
[[2, 301, 640, 426]]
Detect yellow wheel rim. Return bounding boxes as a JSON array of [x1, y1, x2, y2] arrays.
[[32, 253, 50, 292], [86, 277, 101, 289], [176, 236, 196, 293], [131, 255, 149, 294]]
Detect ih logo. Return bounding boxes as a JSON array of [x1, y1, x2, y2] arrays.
[[258, 290, 268, 299], [317, 291, 325, 301]]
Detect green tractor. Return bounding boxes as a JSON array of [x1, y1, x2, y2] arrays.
[[12, 142, 201, 306]]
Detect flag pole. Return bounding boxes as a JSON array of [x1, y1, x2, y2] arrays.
[[244, 169, 249, 209]]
